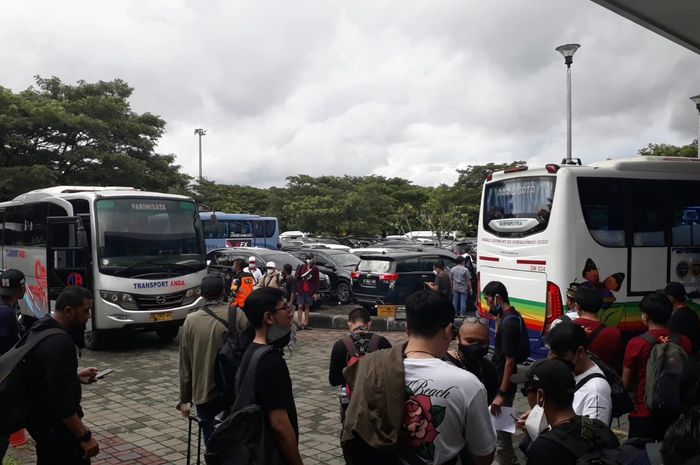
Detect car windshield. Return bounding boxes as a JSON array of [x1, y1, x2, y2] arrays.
[[358, 259, 393, 273], [330, 253, 360, 268], [96, 198, 206, 277]]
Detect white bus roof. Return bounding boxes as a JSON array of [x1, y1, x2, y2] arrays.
[[3, 186, 194, 205]]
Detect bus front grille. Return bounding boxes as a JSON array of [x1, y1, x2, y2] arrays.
[[134, 292, 185, 310]]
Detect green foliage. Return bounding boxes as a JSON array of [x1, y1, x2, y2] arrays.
[[0, 76, 191, 200], [638, 140, 698, 158]]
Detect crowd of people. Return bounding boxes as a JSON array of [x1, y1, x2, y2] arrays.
[[1, 255, 700, 465]]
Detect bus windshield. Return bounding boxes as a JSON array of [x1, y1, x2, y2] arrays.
[[484, 176, 555, 237], [96, 198, 206, 277]]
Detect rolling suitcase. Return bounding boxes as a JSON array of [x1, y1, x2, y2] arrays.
[[186, 415, 202, 465]]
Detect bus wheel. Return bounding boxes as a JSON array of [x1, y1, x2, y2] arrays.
[[156, 325, 179, 343], [84, 329, 102, 350]]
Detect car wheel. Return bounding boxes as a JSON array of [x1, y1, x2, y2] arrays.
[[334, 281, 352, 305], [155, 325, 179, 343]]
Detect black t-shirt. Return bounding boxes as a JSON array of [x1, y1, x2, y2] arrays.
[[526, 416, 619, 465], [0, 300, 19, 354], [241, 343, 299, 439], [283, 275, 297, 301], [491, 308, 522, 395], [328, 332, 392, 386], [445, 352, 499, 404], [668, 305, 700, 355]]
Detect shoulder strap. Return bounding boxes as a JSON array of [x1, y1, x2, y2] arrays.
[[232, 345, 273, 410], [202, 305, 228, 329], [575, 373, 606, 391], [640, 332, 657, 346], [539, 426, 592, 458], [0, 328, 65, 383], [342, 335, 356, 356], [368, 333, 382, 352], [588, 324, 606, 344]]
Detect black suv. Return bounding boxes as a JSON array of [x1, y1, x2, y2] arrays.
[[289, 249, 360, 304], [206, 247, 331, 302], [352, 250, 458, 311]]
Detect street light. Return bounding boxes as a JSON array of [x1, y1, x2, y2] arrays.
[[691, 95, 700, 158], [194, 128, 207, 182], [556, 43, 581, 164]]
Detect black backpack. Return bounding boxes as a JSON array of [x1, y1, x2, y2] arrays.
[[0, 327, 65, 436], [502, 313, 531, 363], [202, 305, 254, 411], [539, 416, 622, 465], [205, 345, 285, 465], [581, 352, 635, 419]]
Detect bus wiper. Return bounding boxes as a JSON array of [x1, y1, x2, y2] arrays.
[[113, 259, 204, 276]]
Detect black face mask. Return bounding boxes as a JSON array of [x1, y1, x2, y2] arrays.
[[267, 325, 291, 349], [489, 303, 503, 317], [458, 343, 488, 362]]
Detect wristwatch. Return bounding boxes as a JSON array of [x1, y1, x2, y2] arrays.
[[77, 430, 92, 443]]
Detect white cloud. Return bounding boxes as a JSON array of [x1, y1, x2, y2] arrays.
[[1, 0, 699, 188]]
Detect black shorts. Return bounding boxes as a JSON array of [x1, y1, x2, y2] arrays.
[[30, 424, 90, 465]]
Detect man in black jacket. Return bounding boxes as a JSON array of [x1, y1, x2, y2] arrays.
[[664, 282, 700, 355], [25, 286, 100, 465]]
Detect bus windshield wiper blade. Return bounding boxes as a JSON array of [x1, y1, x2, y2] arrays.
[[113, 259, 204, 276]]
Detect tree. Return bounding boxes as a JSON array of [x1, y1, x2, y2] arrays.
[[0, 76, 191, 200], [638, 140, 698, 158]]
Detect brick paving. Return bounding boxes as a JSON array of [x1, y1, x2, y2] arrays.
[[6, 325, 628, 465]]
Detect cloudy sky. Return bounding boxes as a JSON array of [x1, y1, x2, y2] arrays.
[[1, 0, 699, 187]]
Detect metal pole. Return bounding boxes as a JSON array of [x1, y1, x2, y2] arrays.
[[198, 133, 203, 182], [696, 108, 700, 158], [566, 64, 572, 163]]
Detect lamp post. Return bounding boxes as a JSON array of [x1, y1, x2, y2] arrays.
[[556, 43, 581, 164], [194, 128, 207, 182], [691, 95, 700, 158]]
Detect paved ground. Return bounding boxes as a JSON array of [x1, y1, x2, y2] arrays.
[[6, 322, 628, 465]]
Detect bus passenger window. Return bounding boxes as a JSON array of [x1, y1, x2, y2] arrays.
[[630, 181, 666, 247], [671, 181, 700, 246], [578, 178, 626, 247]]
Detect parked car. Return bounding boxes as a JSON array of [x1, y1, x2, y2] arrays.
[[289, 249, 360, 304], [206, 247, 331, 303], [351, 250, 458, 312]]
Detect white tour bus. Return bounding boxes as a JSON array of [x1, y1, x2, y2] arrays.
[[0, 186, 208, 349], [477, 156, 700, 360]]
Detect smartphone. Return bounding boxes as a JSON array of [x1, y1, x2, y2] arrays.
[[95, 368, 114, 379]]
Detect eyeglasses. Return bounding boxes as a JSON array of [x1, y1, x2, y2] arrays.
[[273, 303, 292, 312], [464, 316, 490, 326], [520, 386, 537, 397]]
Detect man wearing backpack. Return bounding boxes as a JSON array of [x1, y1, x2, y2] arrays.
[[23, 286, 100, 465], [623, 292, 692, 441], [512, 359, 619, 465], [547, 321, 612, 425], [484, 281, 529, 465], [328, 308, 391, 421], [178, 274, 250, 451], [239, 287, 303, 465], [260, 261, 283, 289], [571, 286, 624, 372], [0, 270, 26, 461], [664, 282, 700, 355]]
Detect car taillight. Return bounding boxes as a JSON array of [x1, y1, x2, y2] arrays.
[[351, 271, 361, 279], [544, 281, 563, 333], [379, 273, 399, 281]]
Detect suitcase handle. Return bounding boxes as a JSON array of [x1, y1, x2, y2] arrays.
[[187, 415, 203, 465]]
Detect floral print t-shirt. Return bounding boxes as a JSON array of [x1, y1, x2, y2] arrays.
[[399, 358, 496, 465]]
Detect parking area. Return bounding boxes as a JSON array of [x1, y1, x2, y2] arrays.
[[6, 322, 628, 465]]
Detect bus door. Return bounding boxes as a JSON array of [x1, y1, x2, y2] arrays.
[[46, 217, 90, 303]]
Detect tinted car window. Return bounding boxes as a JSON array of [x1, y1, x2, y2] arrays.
[[358, 259, 393, 273], [396, 258, 421, 272], [330, 253, 360, 268]]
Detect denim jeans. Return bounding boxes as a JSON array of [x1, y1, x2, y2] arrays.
[[196, 398, 224, 447], [453, 291, 469, 316]]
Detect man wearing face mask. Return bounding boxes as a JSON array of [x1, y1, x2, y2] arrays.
[[239, 287, 302, 465], [24, 286, 101, 465], [295, 255, 319, 330], [446, 316, 498, 404], [484, 281, 527, 465], [244, 256, 263, 286], [512, 360, 619, 465], [260, 261, 283, 289]]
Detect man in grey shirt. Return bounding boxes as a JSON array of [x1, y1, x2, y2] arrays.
[[427, 261, 452, 299], [450, 256, 472, 317]]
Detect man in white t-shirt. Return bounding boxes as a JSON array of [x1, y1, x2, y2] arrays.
[[244, 256, 263, 286], [546, 320, 612, 425], [400, 290, 496, 465]]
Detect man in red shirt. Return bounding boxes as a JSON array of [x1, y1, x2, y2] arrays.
[[622, 292, 692, 441], [573, 286, 624, 372]]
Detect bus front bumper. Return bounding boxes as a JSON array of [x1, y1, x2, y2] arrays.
[[94, 296, 205, 331]]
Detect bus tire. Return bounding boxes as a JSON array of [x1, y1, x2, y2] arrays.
[[156, 325, 179, 343], [84, 329, 102, 350]]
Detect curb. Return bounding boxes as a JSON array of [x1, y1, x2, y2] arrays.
[[308, 312, 407, 332]]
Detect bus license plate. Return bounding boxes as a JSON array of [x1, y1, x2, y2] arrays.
[[150, 312, 173, 322]]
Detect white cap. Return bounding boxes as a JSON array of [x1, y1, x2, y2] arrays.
[[266, 261, 276, 269], [248, 256, 256, 264]]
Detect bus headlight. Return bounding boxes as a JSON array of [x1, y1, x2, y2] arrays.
[[100, 291, 138, 310], [182, 286, 202, 305]]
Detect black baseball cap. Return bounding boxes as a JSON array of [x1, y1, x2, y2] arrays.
[[200, 274, 225, 297], [0, 269, 26, 296], [511, 359, 575, 392], [662, 282, 687, 302]]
